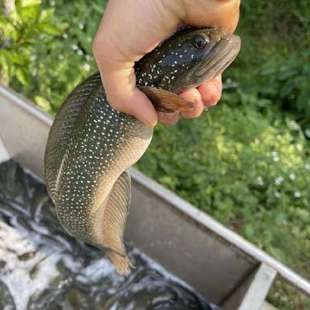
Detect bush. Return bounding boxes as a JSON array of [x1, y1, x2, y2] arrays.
[[259, 52, 310, 131], [0, 0, 101, 113], [0, 0, 64, 109], [230, 0, 310, 136]]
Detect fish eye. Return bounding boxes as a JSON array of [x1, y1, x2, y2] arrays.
[[192, 35, 209, 49]]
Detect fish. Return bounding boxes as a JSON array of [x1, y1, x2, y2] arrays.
[[44, 27, 241, 275]]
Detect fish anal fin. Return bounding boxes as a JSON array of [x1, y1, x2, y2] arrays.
[[93, 171, 132, 274], [45, 73, 102, 196]]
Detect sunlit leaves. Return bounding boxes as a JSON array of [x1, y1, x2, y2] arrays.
[[15, 0, 41, 24], [0, 0, 64, 89], [34, 95, 51, 112]]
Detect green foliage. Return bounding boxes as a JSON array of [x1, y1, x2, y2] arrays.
[[240, 0, 310, 36], [259, 51, 310, 129], [1, 1, 309, 309], [0, 0, 105, 113], [137, 104, 310, 275], [0, 0, 63, 90], [269, 279, 310, 310], [230, 0, 310, 136], [227, 50, 310, 136]]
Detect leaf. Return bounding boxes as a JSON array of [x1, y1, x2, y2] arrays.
[[21, 0, 41, 6], [0, 54, 10, 85], [38, 8, 54, 23], [0, 15, 18, 41], [34, 95, 52, 112], [36, 22, 62, 36], [20, 5, 41, 24], [15, 67, 30, 85], [3, 50, 28, 65]]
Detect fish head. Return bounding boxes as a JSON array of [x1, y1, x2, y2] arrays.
[[135, 27, 241, 93]]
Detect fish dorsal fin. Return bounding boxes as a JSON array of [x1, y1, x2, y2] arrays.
[[44, 73, 102, 198]]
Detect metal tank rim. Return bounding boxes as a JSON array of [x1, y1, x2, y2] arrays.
[[0, 85, 309, 309]]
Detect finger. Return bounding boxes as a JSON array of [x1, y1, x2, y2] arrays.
[[158, 112, 181, 126], [181, 0, 240, 33], [179, 88, 204, 118], [198, 75, 222, 107]]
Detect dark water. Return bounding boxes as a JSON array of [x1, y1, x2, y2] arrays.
[[0, 160, 215, 310]]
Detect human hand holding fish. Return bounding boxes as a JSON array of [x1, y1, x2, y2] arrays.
[[92, 0, 240, 127], [45, 26, 241, 275], [45, 1, 241, 275]]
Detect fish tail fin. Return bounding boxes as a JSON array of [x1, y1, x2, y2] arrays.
[[106, 250, 134, 276]]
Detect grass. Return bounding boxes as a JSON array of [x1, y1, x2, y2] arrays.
[[1, 0, 309, 308]]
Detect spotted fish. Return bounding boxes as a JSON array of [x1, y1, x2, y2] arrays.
[[44, 28, 241, 275]]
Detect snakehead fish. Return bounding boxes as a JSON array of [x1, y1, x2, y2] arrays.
[[44, 28, 241, 275]]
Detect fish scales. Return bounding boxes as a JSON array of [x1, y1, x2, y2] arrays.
[[45, 27, 241, 274]]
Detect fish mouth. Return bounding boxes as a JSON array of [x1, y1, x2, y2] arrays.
[[194, 34, 241, 82]]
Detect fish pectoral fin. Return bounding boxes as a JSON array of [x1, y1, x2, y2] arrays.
[[94, 171, 132, 274], [138, 86, 194, 114]]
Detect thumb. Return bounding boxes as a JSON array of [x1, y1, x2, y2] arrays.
[[97, 61, 158, 128], [92, 37, 158, 128]]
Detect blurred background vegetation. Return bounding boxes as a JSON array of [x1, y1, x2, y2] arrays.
[[1, 0, 309, 308]]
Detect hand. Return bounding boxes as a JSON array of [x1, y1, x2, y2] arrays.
[[93, 0, 240, 127]]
